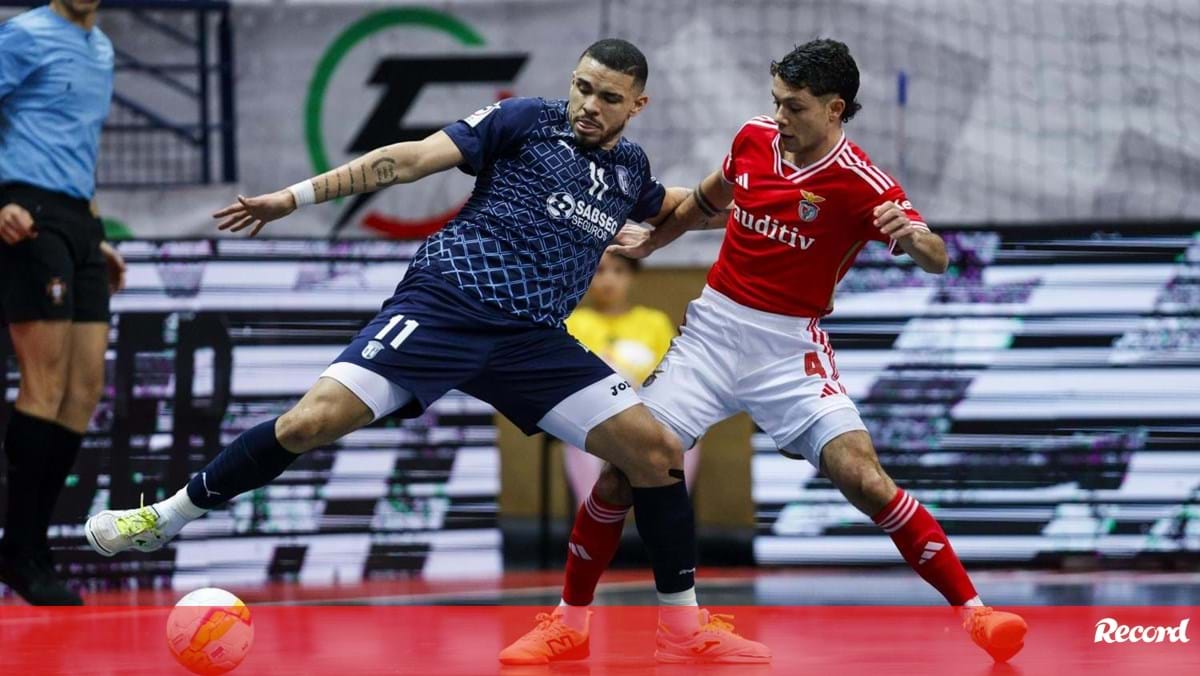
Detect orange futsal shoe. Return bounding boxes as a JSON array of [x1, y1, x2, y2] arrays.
[[498, 610, 591, 665], [964, 606, 1028, 663], [655, 609, 772, 664]]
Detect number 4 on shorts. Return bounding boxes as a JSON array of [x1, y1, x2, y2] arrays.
[[803, 351, 827, 378], [374, 314, 420, 349]]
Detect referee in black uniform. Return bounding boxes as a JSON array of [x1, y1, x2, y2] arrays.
[[0, 0, 124, 605]]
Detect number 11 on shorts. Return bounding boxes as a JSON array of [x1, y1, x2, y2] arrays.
[[375, 314, 420, 349]]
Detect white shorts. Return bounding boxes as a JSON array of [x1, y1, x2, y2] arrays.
[[640, 286, 866, 467]]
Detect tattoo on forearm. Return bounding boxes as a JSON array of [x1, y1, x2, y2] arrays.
[[361, 165, 368, 191], [348, 165, 355, 193], [693, 185, 719, 218], [372, 157, 400, 187], [322, 174, 331, 200]]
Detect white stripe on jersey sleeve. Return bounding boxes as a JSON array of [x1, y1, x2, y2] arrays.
[[836, 150, 887, 194], [864, 163, 895, 189]]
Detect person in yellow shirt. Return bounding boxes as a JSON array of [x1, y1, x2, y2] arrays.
[[563, 252, 699, 510]]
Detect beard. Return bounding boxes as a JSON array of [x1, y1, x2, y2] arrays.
[[569, 107, 627, 149], [572, 120, 626, 150]]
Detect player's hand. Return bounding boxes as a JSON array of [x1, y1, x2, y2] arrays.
[[213, 190, 296, 237], [606, 223, 655, 259], [0, 202, 36, 245], [100, 241, 127, 294], [873, 201, 923, 240]]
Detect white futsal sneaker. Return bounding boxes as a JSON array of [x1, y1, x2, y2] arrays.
[[84, 501, 171, 556]]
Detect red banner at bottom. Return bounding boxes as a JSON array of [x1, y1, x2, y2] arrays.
[[0, 605, 1196, 675]]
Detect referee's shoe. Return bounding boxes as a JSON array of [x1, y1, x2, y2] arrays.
[[0, 549, 83, 606]]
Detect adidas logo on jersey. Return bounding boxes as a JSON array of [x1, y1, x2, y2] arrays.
[[735, 173, 750, 189], [732, 204, 815, 250]]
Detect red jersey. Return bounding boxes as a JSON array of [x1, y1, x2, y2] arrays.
[[707, 116, 928, 317]]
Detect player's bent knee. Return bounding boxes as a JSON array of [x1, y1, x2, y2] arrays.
[[643, 422, 684, 463], [596, 463, 633, 506], [660, 430, 685, 467], [628, 429, 684, 485], [276, 377, 378, 451], [831, 460, 895, 514], [857, 465, 896, 506], [273, 409, 322, 453], [627, 452, 670, 487], [274, 399, 365, 453], [584, 404, 684, 486]]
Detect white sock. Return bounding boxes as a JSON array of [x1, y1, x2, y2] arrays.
[[658, 587, 700, 635], [557, 599, 590, 632], [155, 487, 208, 537], [964, 595, 985, 608]]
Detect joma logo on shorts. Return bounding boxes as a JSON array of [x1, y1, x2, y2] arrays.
[[1093, 617, 1190, 643]]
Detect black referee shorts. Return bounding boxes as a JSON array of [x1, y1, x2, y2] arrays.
[[0, 182, 110, 325]]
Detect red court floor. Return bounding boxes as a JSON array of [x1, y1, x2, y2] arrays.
[[1, 569, 1198, 675]]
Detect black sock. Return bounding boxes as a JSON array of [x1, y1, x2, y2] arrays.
[[185, 419, 299, 509], [631, 480, 697, 594], [36, 422, 84, 554], [2, 410, 55, 557]]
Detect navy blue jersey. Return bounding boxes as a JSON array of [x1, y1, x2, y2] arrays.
[[410, 97, 665, 327]]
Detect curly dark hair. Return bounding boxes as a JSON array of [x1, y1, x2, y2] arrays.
[[770, 39, 862, 123], [580, 38, 649, 91]]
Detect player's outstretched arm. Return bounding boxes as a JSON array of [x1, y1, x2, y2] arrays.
[[607, 170, 732, 259], [213, 131, 465, 236], [873, 201, 949, 273]]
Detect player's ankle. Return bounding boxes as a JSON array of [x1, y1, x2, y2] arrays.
[[657, 589, 700, 635], [557, 600, 589, 632], [156, 487, 208, 536], [161, 487, 207, 519]]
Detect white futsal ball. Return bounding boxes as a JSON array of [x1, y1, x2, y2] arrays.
[[165, 587, 254, 675]]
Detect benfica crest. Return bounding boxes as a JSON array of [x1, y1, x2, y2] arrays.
[[799, 190, 825, 222]]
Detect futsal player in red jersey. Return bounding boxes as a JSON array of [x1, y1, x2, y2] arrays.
[[502, 39, 1028, 665]]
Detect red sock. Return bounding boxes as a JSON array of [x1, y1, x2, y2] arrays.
[[562, 487, 629, 606], [872, 488, 978, 605]]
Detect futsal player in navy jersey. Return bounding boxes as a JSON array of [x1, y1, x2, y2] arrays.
[[84, 39, 768, 663]]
